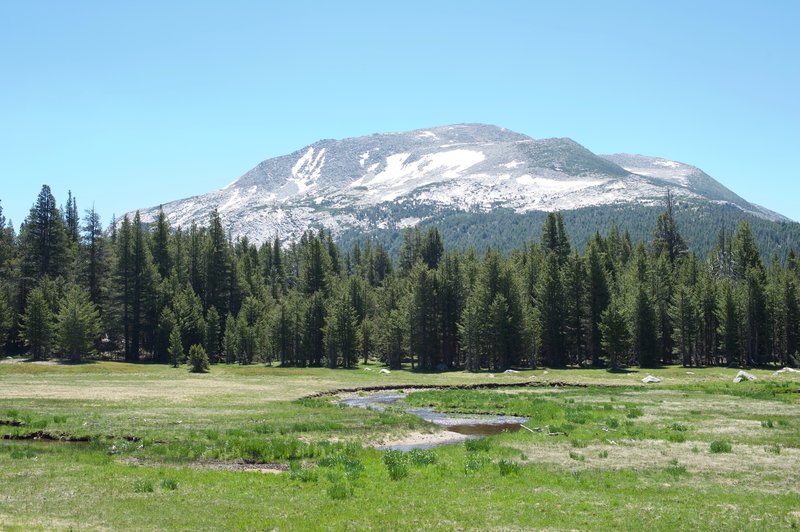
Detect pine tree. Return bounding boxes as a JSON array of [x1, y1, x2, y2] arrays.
[[421, 226, 444, 269], [302, 292, 326, 366], [437, 253, 464, 369], [22, 287, 53, 360], [743, 267, 768, 365], [599, 297, 630, 370], [563, 251, 587, 366], [188, 344, 209, 373], [324, 292, 358, 368], [785, 276, 800, 366], [733, 221, 762, 278], [541, 212, 570, 264], [586, 241, 610, 366], [632, 285, 660, 368], [205, 210, 230, 315], [537, 252, 566, 367], [205, 306, 221, 363], [0, 291, 13, 355], [718, 283, 741, 366], [152, 207, 171, 279], [670, 284, 699, 367], [19, 185, 67, 288], [459, 298, 484, 372], [408, 261, 438, 370], [698, 270, 720, 365], [82, 207, 108, 307], [168, 327, 184, 367], [223, 312, 238, 364], [360, 318, 373, 365], [64, 190, 80, 245], [55, 285, 101, 362], [653, 190, 687, 264], [300, 233, 330, 295]]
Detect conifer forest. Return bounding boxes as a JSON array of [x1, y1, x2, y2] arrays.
[[1, 185, 797, 371]]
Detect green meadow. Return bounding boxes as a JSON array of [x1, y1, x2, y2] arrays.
[[1, 361, 799, 530]]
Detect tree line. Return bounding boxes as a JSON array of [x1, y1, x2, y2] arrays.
[[0, 186, 798, 370]]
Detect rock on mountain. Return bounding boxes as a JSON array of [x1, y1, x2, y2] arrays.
[[132, 124, 787, 244]]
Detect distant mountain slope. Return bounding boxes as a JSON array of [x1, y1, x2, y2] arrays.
[[132, 124, 791, 245]]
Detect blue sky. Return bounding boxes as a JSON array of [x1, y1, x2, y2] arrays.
[[1, 1, 798, 227]]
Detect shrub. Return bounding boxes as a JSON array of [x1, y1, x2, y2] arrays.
[[408, 449, 437, 466], [188, 344, 210, 373], [568, 451, 585, 462], [709, 440, 732, 454], [464, 455, 489, 474], [625, 406, 644, 418], [159, 478, 178, 490], [598, 450, 608, 459], [669, 422, 688, 432], [133, 479, 154, 493], [766, 444, 781, 455], [667, 433, 687, 443], [289, 461, 319, 482], [383, 450, 409, 481], [497, 459, 520, 476], [327, 481, 353, 500], [464, 438, 492, 452], [761, 420, 774, 428], [665, 464, 688, 477]]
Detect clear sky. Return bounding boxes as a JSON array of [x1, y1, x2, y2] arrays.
[[1, 1, 798, 227]]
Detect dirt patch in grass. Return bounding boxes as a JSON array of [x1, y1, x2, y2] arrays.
[[369, 429, 471, 450], [122, 457, 289, 474], [508, 438, 800, 482]]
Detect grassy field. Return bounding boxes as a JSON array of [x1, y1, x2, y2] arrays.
[[1, 360, 799, 530]]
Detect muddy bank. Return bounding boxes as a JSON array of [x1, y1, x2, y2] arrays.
[[1, 431, 140, 443], [2, 431, 91, 442]]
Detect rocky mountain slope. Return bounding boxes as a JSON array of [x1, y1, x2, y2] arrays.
[[133, 124, 787, 243]]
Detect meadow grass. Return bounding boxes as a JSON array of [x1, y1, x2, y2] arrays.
[[1, 361, 799, 529]]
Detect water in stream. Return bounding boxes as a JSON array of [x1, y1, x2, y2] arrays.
[[339, 392, 529, 451]]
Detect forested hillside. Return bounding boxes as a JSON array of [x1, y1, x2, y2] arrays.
[[337, 202, 800, 263], [0, 186, 798, 369]]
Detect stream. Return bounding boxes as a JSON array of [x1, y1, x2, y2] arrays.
[[339, 392, 528, 451]]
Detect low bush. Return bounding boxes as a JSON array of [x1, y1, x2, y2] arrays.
[[709, 440, 732, 454]]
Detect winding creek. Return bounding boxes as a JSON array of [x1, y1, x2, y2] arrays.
[[339, 392, 529, 451]]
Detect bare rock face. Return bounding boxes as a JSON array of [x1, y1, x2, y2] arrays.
[[131, 124, 787, 244]]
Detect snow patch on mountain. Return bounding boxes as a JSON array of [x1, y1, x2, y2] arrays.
[[131, 124, 789, 244]]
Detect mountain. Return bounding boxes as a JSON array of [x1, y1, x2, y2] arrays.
[[133, 124, 790, 248]]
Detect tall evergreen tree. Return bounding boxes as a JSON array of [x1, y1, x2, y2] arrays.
[[19, 185, 67, 288], [632, 285, 660, 368], [324, 292, 358, 368], [205, 306, 221, 362], [541, 212, 570, 264], [408, 262, 438, 370], [652, 190, 687, 264], [586, 241, 610, 366], [81, 207, 108, 307], [55, 285, 101, 362], [537, 252, 566, 367], [21, 286, 53, 360], [151, 207, 171, 280], [599, 296, 630, 370], [718, 283, 742, 366], [205, 210, 230, 315]]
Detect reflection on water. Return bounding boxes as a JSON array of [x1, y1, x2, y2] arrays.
[[339, 392, 528, 450]]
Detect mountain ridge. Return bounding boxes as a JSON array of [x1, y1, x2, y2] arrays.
[[132, 123, 790, 244]]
